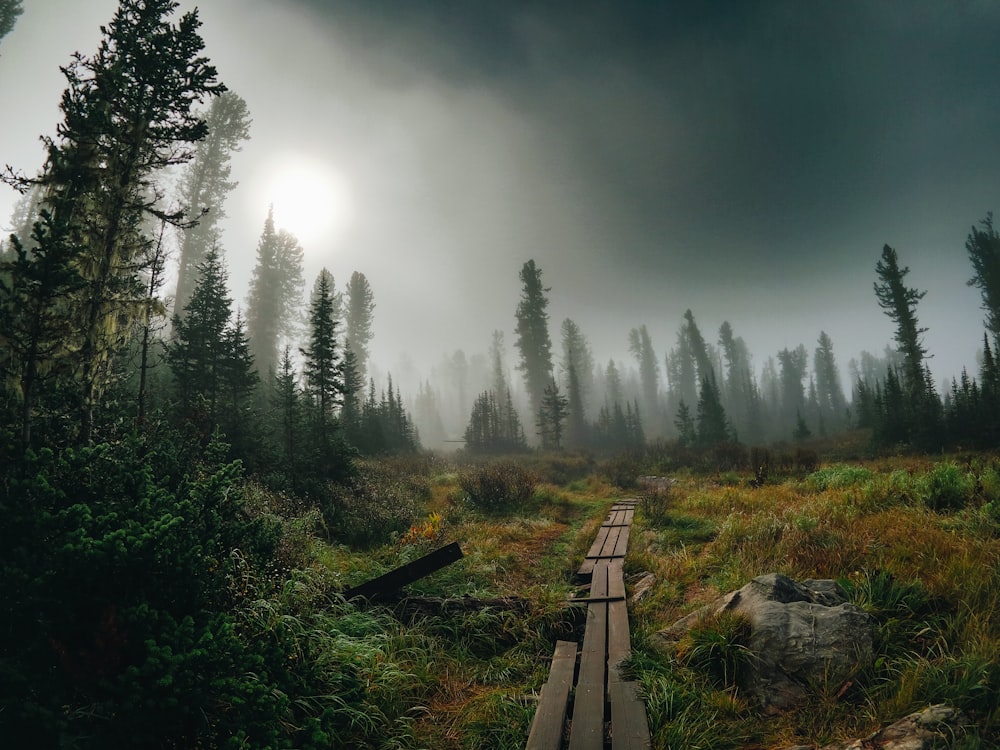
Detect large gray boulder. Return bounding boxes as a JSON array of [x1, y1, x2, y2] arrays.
[[657, 572, 874, 711]]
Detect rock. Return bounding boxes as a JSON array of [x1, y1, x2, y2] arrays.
[[657, 572, 874, 711], [630, 572, 656, 602], [777, 704, 971, 750]]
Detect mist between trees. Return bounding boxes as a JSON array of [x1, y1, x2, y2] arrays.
[[3, 0, 1000, 462]]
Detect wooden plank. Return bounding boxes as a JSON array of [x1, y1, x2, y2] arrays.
[[526, 640, 578, 750], [599, 525, 622, 557], [612, 524, 631, 558], [569, 561, 608, 750], [343, 542, 463, 600], [607, 559, 630, 676], [609, 680, 651, 750], [585, 524, 611, 558]]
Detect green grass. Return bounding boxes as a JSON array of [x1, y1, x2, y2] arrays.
[[224, 450, 1000, 749]]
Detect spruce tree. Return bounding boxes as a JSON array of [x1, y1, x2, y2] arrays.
[[514, 259, 553, 422], [965, 212, 1000, 344], [628, 324, 660, 431], [173, 91, 251, 316], [302, 269, 340, 428], [344, 271, 375, 381], [0, 0, 22, 46], [245, 208, 305, 380], [167, 245, 234, 430], [537, 377, 568, 450], [50, 0, 225, 442]]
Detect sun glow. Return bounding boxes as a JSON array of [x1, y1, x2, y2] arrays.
[[262, 155, 355, 248]]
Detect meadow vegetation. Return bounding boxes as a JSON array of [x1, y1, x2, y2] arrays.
[[3, 428, 999, 748]]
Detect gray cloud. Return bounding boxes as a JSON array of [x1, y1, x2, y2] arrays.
[[3, 0, 999, 394]]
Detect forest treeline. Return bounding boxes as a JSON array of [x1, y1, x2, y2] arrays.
[[1, 1, 1000, 746]]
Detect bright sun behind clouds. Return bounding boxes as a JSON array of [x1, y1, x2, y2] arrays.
[[259, 154, 355, 250]]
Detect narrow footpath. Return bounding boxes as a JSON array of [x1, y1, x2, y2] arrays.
[[526, 499, 651, 750]]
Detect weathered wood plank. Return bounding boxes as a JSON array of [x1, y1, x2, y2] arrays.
[[609, 680, 651, 750], [526, 640, 578, 750], [343, 542, 463, 600], [569, 561, 609, 750], [585, 524, 611, 558], [612, 524, 631, 558], [607, 560, 631, 677], [599, 525, 622, 558]]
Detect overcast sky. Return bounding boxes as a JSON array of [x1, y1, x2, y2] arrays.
[[2, 0, 1000, 394]]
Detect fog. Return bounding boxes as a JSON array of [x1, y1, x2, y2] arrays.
[[3, 0, 1000, 440]]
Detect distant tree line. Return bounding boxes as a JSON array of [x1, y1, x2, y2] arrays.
[[457, 230, 1000, 455]]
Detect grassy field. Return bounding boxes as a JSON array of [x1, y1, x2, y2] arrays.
[[257, 441, 999, 749]]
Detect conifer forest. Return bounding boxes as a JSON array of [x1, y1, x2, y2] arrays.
[[1, 2, 999, 748]]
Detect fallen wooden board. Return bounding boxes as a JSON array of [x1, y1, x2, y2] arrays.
[[343, 542, 463, 601]]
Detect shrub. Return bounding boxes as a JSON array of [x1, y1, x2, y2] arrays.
[[459, 462, 537, 514], [321, 465, 423, 548], [639, 485, 672, 527], [601, 453, 643, 489], [806, 465, 874, 491], [921, 462, 974, 511]]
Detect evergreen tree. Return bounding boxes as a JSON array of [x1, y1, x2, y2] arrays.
[[514, 259, 553, 422], [537, 377, 568, 450], [965, 212, 1000, 344], [628, 324, 660, 432], [28, 0, 225, 442], [0, 221, 85, 448], [301, 269, 340, 429], [271, 345, 301, 467], [813, 331, 846, 431], [173, 91, 251, 316], [559, 319, 592, 447], [874, 244, 929, 393], [696, 374, 730, 446], [344, 271, 375, 381], [682, 309, 714, 383], [560, 318, 595, 415], [339, 343, 363, 444], [167, 245, 251, 441], [777, 345, 809, 437], [873, 244, 941, 447], [674, 400, 696, 447], [245, 208, 305, 380], [301, 268, 351, 480], [0, 0, 22, 46]]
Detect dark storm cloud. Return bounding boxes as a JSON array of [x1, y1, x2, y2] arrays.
[[4, 0, 999, 389], [286, 0, 1000, 379]]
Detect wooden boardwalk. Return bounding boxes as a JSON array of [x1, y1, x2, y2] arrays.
[[526, 500, 651, 750]]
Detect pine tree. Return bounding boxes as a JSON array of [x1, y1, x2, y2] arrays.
[[271, 345, 301, 466], [167, 245, 234, 432], [344, 271, 375, 381], [301, 268, 351, 479], [628, 324, 660, 433], [514, 259, 553, 422], [813, 331, 847, 431], [0, 221, 85, 448], [302, 269, 340, 428], [965, 212, 1000, 344], [874, 244, 929, 394], [696, 374, 730, 446], [0, 0, 23, 46], [537, 377, 568, 450], [245, 208, 305, 380], [560, 318, 595, 415], [674, 400, 696, 447], [44, 0, 225, 442], [173, 91, 251, 316]]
